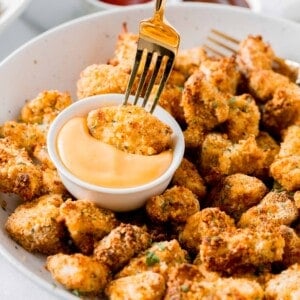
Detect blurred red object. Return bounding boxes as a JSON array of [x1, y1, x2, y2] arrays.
[[184, 0, 249, 7], [99, 0, 151, 5]]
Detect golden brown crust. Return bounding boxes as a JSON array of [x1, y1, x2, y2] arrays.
[[59, 199, 118, 254], [146, 185, 200, 224], [20, 90, 72, 124], [87, 105, 173, 155], [46, 253, 110, 295], [5, 194, 66, 254], [105, 271, 166, 300], [93, 223, 151, 272], [171, 158, 206, 200]]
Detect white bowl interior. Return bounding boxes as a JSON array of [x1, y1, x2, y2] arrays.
[[0, 3, 299, 298]]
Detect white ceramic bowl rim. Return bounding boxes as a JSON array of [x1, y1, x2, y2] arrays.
[[47, 94, 185, 195]]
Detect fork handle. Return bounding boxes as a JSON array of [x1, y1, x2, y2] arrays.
[[154, 0, 166, 20]]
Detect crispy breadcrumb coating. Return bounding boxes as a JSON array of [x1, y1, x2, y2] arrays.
[[199, 226, 285, 275], [248, 69, 290, 102], [199, 55, 241, 95], [179, 208, 235, 253], [20, 90, 72, 124], [278, 125, 300, 158], [87, 105, 172, 155], [93, 223, 151, 272], [59, 199, 118, 255], [237, 35, 275, 73], [32, 144, 56, 169], [116, 240, 188, 280], [76, 64, 130, 99], [165, 263, 264, 300], [146, 185, 200, 224], [225, 94, 260, 142], [0, 121, 46, 153], [5, 194, 66, 254], [105, 271, 166, 300], [208, 173, 268, 221], [0, 138, 42, 200], [265, 263, 300, 299], [171, 157, 206, 200], [174, 46, 207, 78], [41, 168, 68, 195], [200, 133, 265, 184], [262, 84, 300, 134], [279, 225, 300, 268], [238, 191, 298, 228], [181, 71, 229, 147], [46, 253, 109, 295]]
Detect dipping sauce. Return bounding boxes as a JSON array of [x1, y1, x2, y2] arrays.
[[57, 117, 173, 188]]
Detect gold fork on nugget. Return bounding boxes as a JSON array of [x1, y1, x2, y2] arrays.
[[203, 29, 300, 85], [123, 0, 180, 113]]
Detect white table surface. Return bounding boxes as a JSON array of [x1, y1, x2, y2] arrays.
[[0, 1, 98, 298]]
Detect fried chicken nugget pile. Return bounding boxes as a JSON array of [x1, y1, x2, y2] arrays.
[[2, 28, 300, 299]]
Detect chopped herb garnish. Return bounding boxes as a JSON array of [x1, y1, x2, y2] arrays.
[[146, 251, 160, 266]]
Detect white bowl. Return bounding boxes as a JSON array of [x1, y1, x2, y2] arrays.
[[0, 3, 300, 299], [47, 94, 185, 212]]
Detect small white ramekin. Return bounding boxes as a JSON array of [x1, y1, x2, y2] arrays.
[[47, 93, 185, 212]]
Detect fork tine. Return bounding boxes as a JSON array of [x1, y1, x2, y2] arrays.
[[124, 49, 143, 105], [211, 29, 240, 44], [207, 36, 237, 54], [142, 55, 163, 108], [149, 55, 174, 114], [133, 50, 154, 105]]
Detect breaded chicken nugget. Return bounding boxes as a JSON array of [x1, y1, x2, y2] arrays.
[[238, 191, 298, 228], [59, 199, 118, 254], [237, 35, 275, 73], [199, 226, 284, 274], [105, 271, 166, 300], [41, 168, 68, 196], [76, 64, 130, 99], [262, 84, 300, 134], [0, 138, 42, 200], [270, 156, 300, 191], [32, 144, 56, 169], [248, 69, 290, 102], [20, 90, 72, 124], [165, 263, 263, 300], [116, 240, 188, 279], [225, 94, 260, 142], [0, 121, 46, 153], [174, 46, 207, 78], [265, 263, 300, 300], [208, 173, 268, 221], [200, 133, 265, 184], [108, 23, 138, 70], [254, 131, 280, 179], [181, 71, 229, 147], [93, 223, 151, 272], [179, 208, 235, 253], [171, 157, 206, 200], [150, 84, 185, 125], [46, 253, 109, 296], [87, 105, 172, 155], [5, 194, 66, 254], [278, 125, 300, 158], [146, 185, 200, 224], [279, 225, 300, 268], [199, 55, 241, 95]]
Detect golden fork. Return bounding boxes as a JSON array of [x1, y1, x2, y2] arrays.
[[204, 29, 300, 85], [123, 0, 180, 113]]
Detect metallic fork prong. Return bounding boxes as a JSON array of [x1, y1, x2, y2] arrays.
[[133, 50, 153, 105], [124, 49, 143, 105], [205, 28, 300, 86], [149, 55, 173, 113], [122, 0, 180, 113], [142, 54, 163, 107]]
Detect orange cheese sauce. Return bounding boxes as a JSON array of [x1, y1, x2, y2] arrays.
[[56, 117, 173, 188]]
